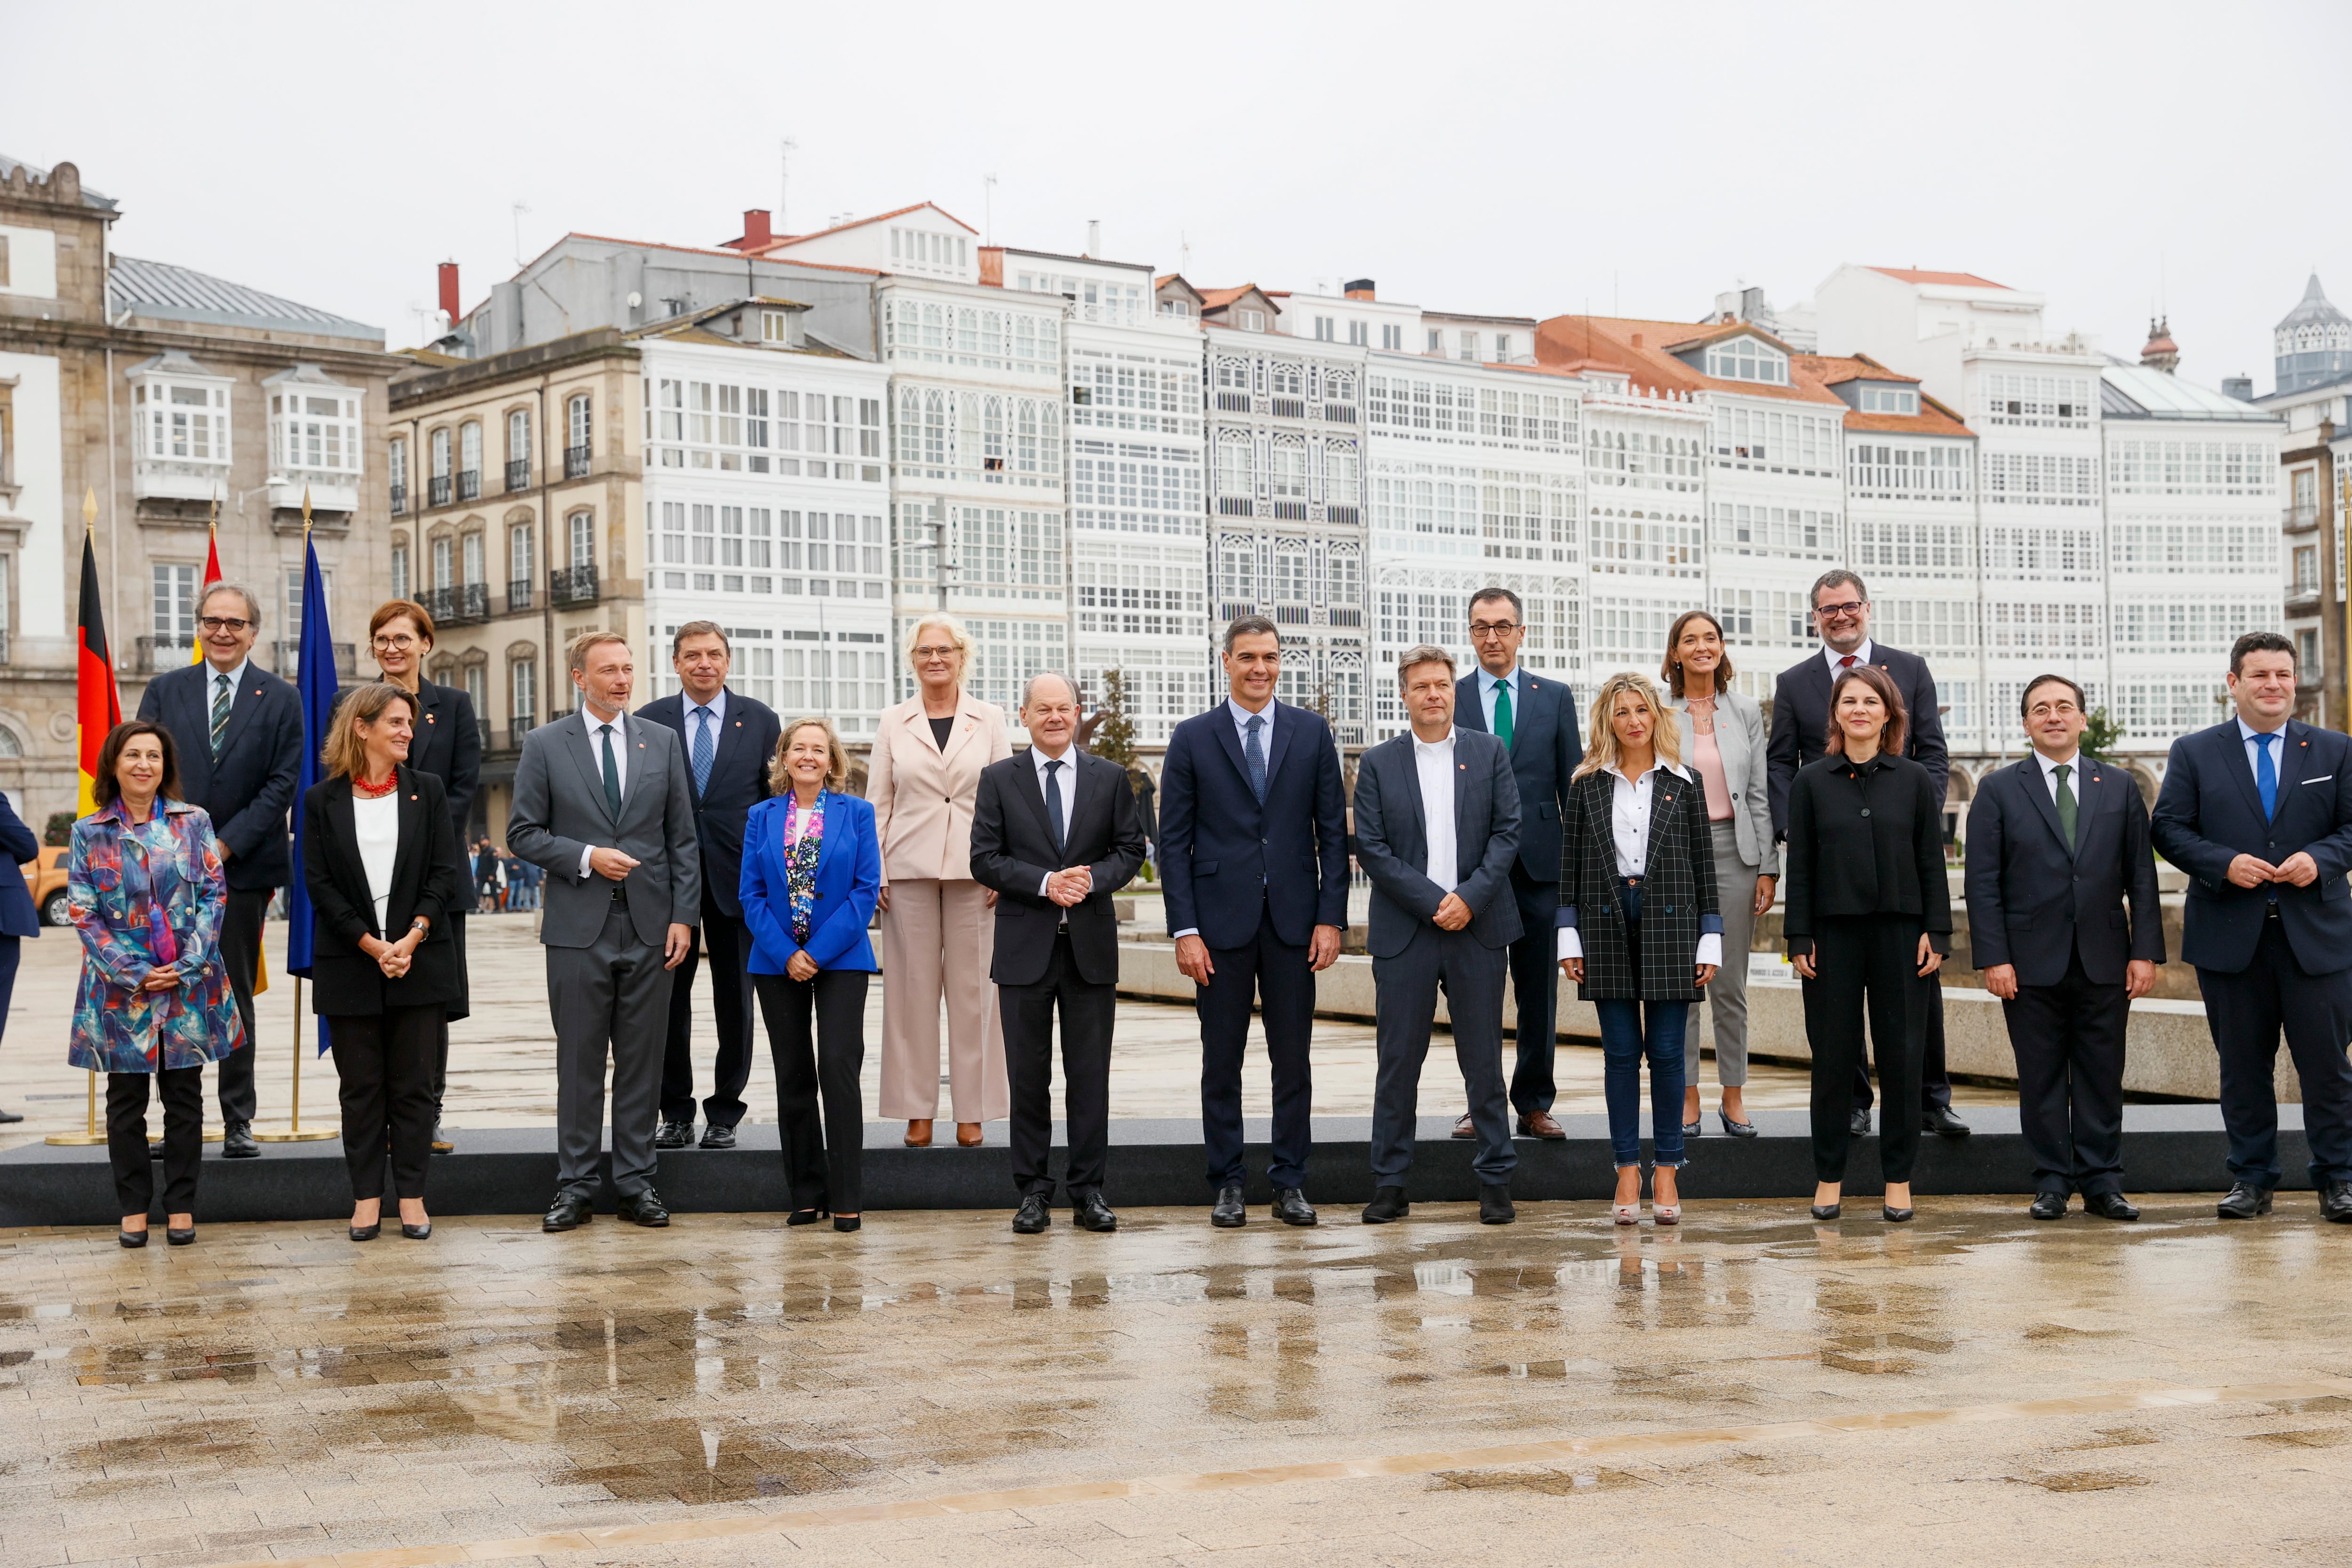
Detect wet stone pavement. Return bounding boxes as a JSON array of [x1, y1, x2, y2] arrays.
[[4, 1199, 2352, 1566]]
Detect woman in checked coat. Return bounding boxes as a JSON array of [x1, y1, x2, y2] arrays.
[[1557, 671, 1722, 1226]]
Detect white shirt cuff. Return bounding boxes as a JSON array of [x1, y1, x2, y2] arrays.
[[1038, 872, 1055, 898], [1697, 933, 1724, 968], [578, 846, 596, 880], [1173, 927, 1199, 940], [1557, 928, 1582, 961]]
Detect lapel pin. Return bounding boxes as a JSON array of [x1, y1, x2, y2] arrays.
[[426, 713, 437, 724]]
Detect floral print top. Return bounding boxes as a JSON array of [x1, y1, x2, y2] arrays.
[[67, 797, 245, 1073], [782, 796, 824, 943]]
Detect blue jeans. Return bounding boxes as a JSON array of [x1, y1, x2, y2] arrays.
[[1596, 996, 1688, 1168]]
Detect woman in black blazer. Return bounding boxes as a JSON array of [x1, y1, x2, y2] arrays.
[[302, 682, 464, 1242], [1784, 664, 1951, 1224]]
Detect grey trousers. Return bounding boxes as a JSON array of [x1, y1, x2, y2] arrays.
[[548, 901, 676, 1200], [1371, 926, 1516, 1186], [1688, 820, 1760, 1090]]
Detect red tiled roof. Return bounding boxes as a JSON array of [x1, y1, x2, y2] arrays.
[[1535, 314, 1843, 406], [751, 201, 978, 256], [1867, 266, 2008, 290], [1796, 352, 1921, 389]]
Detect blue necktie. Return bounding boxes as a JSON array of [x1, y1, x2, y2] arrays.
[[2255, 732, 2279, 820], [691, 707, 715, 797], [1244, 714, 1268, 804], [1043, 758, 1066, 854]]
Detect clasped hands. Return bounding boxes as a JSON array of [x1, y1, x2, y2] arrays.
[[1046, 865, 1093, 907], [360, 926, 425, 979], [2229, 851, 2320, 890]]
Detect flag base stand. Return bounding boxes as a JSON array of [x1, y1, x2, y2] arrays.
[[45, 1070, 107, 1146], [252, 1129, 337, 1142], [254, 977, 338, 1142]]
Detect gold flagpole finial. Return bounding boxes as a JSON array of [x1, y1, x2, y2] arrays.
[[302, 484, 312, 535], [82, 487, 96, 528]]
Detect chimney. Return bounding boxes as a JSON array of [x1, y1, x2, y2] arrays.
[[735, 208, 772, 251], [1343, 278, 1376, 301], [1631, 332, 1644, 349], [2223, 374, 2254, 402], [1086, 219, 1100, 256], [437, 261, 461, 330]]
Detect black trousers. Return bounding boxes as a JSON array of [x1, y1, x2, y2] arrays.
[[429, 910, 467, 1127], [2198, 915, 2352, 1187], [754, 969, 869, 1213], [214, 886, 271, 1124], [1804, 915, 1928, 1183], [1852, 971, 1953, 1114], [1196, 902, 1315, 1190], [1001, 932, 1115, 1200], [2002, 944, 2129, 1197], [107, 1066, 204, 1217], [1504, 866, 1562, 1114], [327, 1006, 441, 1201], [662, 903, 758, 1128], [0, 936, 18, 1062]]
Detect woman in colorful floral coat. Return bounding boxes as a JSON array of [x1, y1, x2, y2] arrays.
[[68, 720, 244, 1247]]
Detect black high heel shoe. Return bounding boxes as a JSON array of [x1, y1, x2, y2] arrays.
[[350, 1223, 381, 1242], [833, 1215, 862, 1233], [1810, 1202, 1842, 1221], [1718, 1109, 1758, 1138], [787, 1207, 829, 1226], [165, 1226, 195, 1246], [1883, 1204, 1915, 1224], [401, 1222, 432, 1240], [119, 1227, 148, 1249]]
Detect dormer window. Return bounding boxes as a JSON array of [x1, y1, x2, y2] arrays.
[[1858, 386, 1919, 415], [1704, 337, 1788, 385], [762, 311, 792, 343], [1240, 309, 1266, 332]]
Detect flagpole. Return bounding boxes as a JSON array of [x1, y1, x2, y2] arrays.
[[49, 493, 116, 1147]]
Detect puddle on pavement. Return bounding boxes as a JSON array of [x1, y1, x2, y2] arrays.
[[2012, 1469, 2152, 1492]]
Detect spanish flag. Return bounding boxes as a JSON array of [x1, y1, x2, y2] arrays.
[[190, 516, 222, 664], [75, 505, 122, 818]]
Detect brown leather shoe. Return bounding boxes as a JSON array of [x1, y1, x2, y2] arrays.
[[956, 1122, 984, 1147], [1451, 1113, 1475, 1139], [1517, 1111, 1566, 1140], [904, 1119, 933, 1148]]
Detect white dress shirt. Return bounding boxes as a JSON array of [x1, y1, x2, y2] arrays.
[[1821, 637, 1875, 676], [578, 707, 630, 879], [1032, 744, 1081, 897], [204, 657, 252, 714], [2238, 716, 2290, 793], [352, 790, 400, 930], [1558, 759, 1724, 968], [1413, 728, 1459, 894], [1478, 666, 1521, 736], [2035, 747, 2082, 803]]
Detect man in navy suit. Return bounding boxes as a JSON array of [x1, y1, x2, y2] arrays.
[[1966, 674, 2164, 1221], [1767, 568, 1969, 1139], [135, 582, 300, 1156], [2152, 631, 2352, 1223], [1160, 616, 1350, 1228], [636, 621, 782, 1150], [1452, 587, 1581, 1139], [0, 789, 40, 1124]]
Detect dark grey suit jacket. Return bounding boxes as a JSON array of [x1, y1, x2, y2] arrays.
[[506, 709, 701, 949], [1351, 727, 1523, 959], [1454, 667, 1581, 883]]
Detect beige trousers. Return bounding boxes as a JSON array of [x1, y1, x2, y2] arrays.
[[878, 878, 1009, 1122]]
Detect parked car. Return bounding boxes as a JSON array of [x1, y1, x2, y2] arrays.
[[21, 846, 68, 927]]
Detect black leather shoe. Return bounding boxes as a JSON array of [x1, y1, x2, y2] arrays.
[[1210, 1184, 1246, 1228], [617, 1189, 671, 1227], [1478, 1183, 1516, 1225], [1012, 1193, 1051, 1233], [1272, 1187, 1317, 1226], [2217, 1181, 2275, 1220], [1848, 1108, 1872, 1137], [1810, 1202, 1842, 1221], [0, 1105, 23, 1124], [2085, 1191, 2139, 1222], [1923, 1107, 1971, 1138], [1361, 1186, 1409, 1224], [699, 1123, 737, 1150], [118, 1227, 148, 1249], [653, 1120, 694, 1150], [400, 1222, 432, 1240], [832, 1215, 861, 1233], [542, 1192, 594, 1232], [222, 1121, 259, 1159], [166, 1226, 195, 1245], [350, 1222, 381, 1242], [1883, 1205, 1914, 1224], [1073, 1192, 1117, 1232], [2030, 1192, 2067, 1221], [787, 1206, 828, 1226], [2321, 1181, 2352, 1224]]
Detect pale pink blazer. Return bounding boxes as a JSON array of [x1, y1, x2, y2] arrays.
[[866, 692, 1013, 884]]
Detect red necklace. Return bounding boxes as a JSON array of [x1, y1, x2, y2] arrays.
[[353, 772, 398, 798]]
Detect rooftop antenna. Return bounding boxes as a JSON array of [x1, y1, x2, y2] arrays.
[[511, 201, 531, 268], [1179, 231, 1191, 274], [779, 137, 798, 234], [985, 174, 998, 245]]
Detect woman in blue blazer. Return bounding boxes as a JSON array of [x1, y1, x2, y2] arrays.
[[743, 718, 880, 1230]]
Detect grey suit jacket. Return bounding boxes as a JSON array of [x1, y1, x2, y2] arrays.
[[1351, 727, 1524, 958], [507, 709, 701, 949]]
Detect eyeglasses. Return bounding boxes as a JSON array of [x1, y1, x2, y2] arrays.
[[372, 634, 421, 650], [199, 616, 252, 634], [1468, 620, 1521, 639], [912, 645, 958, 660], [1813, 600, 1868, 620]]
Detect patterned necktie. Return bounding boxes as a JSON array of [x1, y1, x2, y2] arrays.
[[1043, 758, 1065, 854], [600, 724, 622, 817], [1492, 676, 1515, 748], [210, 671, 232, 759], [2053, 763, 2077, 852], [2254, 732, 2278, 820], [691, 707, 715, 797], [1244, 714, 1268, 804]]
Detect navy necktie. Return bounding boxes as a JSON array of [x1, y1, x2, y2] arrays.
[[1244, 714, 1268, 804], [691, 706, 715, 797], [599, 724, 622, 817], [1044, 758, 1065, 854]]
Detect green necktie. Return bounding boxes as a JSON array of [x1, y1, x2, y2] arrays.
[[1492, 677, 1514, 748], [2054, 763, 2077, 852], [600, 723, 622, 817], [210, 672, 231, 759]]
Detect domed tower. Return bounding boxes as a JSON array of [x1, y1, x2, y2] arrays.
[[2273, 274, 2352, 394], [2140, 315, 2180, 374]]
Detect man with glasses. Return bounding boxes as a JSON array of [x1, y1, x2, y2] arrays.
[[1766, 570, 1969, 1139], [1450, 588, 1581, 1140], [135, 582, 302, 1156]]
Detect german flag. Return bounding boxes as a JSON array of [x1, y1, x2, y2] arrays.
[[75, 514, 122, 818]]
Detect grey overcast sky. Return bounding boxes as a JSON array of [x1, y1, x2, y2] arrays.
[[11, 0, 2346, 390]]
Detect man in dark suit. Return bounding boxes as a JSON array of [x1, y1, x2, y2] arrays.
[[969, 672, 1147, 1234], [1159, 615, 1349, 1228], [135, 581, 300, 1156], [2152, 631, 2352, 1223], [1452, 587, 1581, 1139], [1966, 674, 2164, 1221], [0, 789, 40, 1123], [636, 621, 782, 1151], [1766, 568, 1969, 1140], [1352, 646, 1524, 1225]]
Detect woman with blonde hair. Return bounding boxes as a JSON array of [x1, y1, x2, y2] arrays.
[[743, 718, 880, 1230], [301, 682, 465, 1241], [866, 614, 1012, 1147], [1557, 671, 1721, 1225]]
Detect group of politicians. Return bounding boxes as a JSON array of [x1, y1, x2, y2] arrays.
[[30, 565, 2352, 1245]]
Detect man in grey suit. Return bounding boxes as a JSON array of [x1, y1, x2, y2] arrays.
[[508, 630, 700, 1232], [1351, 645, 1525, 1226]]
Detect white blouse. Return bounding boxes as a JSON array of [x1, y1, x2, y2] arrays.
[[352, 792, 400, 931]]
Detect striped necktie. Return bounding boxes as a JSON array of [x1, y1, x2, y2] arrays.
[[210, 671, 232, 759]]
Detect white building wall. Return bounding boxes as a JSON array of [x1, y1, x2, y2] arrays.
[[1843, 434, 1982, 746], [1700, 387, 1848, 702], [1580, 384, 1713, 692]]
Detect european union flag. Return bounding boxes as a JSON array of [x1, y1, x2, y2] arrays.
[[283, 522, 338, 1051]]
